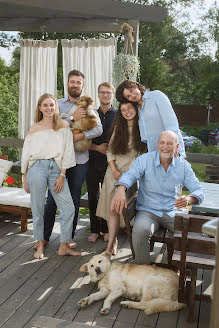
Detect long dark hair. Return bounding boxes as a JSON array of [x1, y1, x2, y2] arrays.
[[116, 80, 146, 103], [109, 102, 147, 155]]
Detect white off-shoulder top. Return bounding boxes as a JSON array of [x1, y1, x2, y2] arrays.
[[21, 128, 76, 174]]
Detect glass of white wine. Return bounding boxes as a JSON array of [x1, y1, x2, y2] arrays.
[[174, 184, 188, 213]]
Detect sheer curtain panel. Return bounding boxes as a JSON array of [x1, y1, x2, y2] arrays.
[[61, 38, 116, 106], [19, 39, 58, 138]]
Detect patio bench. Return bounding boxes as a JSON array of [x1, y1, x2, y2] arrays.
[[205, 165, 219, 184], [0, 186, 31, 232], [0, 155, 31, 232]]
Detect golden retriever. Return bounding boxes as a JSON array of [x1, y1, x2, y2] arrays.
[[78, 251, 185, 315]]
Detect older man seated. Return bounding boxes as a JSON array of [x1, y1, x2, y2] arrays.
[[108, 130, 204, 264]]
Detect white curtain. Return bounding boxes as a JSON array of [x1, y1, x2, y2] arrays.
[[19, 39, 58, 138], [61, 38, 116, 107]]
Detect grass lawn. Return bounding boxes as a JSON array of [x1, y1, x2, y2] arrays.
[[190, 163, 209, 182]]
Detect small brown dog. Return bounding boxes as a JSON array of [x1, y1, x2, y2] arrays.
[[78, 251, 185, 316], [61, 95, 98, 152]]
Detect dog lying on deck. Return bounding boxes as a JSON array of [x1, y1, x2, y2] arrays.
[[78, 252, 185, 315]]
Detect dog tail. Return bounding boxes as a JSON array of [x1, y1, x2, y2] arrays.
[[144, 298, 186, 315]]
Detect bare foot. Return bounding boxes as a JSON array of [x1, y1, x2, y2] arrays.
[[68, 240, 77, 249], [33, 240, 48, 250], [88, 233, 100, 243], [34, 241, 44, 259], [58, 243, 81, 256], [112, 238, 118, 256], [103, 233, 109, 242]]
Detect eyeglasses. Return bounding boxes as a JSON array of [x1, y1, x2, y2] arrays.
[[98, 91, 113, 95]]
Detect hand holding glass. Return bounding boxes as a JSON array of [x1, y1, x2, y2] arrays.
[[174, 184, 188, 213]]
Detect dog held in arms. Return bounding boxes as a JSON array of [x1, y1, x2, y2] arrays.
[[60, 95, 98, 152], [78, 251, 185, 315]]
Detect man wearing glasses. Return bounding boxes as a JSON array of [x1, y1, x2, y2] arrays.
[[87, 82, 117, 243]]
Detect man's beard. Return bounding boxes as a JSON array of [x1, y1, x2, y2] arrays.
[[68, 87, 82, 98]]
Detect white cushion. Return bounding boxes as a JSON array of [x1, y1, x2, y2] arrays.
[[0, 186, 31, 208], [0, 159, 14, 187]]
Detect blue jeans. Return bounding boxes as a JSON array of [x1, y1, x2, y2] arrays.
[[44, 161, 89, 241], [27, 159, 74, 242]]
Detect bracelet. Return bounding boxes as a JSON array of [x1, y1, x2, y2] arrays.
[[60, 173, 65, 178]]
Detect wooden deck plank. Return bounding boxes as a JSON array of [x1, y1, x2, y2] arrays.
[[136, 311, 158, 327], [0, 213, 21, 238], [156, 311, 178, 327], [32, 316, 102, 328], [1, 254, 84, 327], [198, 269, 212, 328], [0, 213, 212, 328], [0, 222, 60, 287]]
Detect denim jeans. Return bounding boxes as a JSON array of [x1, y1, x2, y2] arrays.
[[27, 159, 74, 242], [44, 161, 89, 241]]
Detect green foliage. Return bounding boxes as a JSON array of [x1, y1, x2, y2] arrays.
[[3, 171, 22, 187], [113, 53, 140, 89], [0, 58, 19, 161], [182, 124, 218, 137], [190, 163, 207, 182], [187, 144, 219, 155]]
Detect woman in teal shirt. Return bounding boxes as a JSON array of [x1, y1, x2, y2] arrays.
[[116, 80, 185, 157]]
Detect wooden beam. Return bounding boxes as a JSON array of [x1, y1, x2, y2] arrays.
[[0, 138, 24, 148], [131, 20, 139, 57], [186, 152, 219, 166], [0, 18, 139, 33], [0, 0, 167, 23]]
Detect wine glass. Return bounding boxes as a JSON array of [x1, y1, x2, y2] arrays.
[[174, 184, 188, 213], [175, 184, 182, 201]]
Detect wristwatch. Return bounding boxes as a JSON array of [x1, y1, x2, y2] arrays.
[[188, 197, 192, 205], [69, 115, 74, 121], [60, 173, 65, 178]]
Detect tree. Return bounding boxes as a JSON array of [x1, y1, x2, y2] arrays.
[[0, 57, 19, 161]]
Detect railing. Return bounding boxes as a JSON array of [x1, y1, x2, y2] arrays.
[[1, 137, 219, 167]]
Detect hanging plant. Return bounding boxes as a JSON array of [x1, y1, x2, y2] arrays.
[[113, 53, 140, 89], [113, 23, 140, 89]]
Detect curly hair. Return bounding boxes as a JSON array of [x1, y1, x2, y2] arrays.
[[116, 80, 145, 103], [109, 102, 147, 155]]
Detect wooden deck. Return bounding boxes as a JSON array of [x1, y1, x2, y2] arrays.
[[0, 212, 212, 328]]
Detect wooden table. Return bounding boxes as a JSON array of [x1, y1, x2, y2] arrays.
[[192, 182, 219, 215]]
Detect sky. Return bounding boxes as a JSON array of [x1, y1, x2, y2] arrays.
[[0, 0, 218, 65]]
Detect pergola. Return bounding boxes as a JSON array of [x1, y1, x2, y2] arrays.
[[0, 0, 168, 147], [0, 0, 167, 55]]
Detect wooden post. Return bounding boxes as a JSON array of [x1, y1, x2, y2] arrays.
[[128, 19, 139, 57]]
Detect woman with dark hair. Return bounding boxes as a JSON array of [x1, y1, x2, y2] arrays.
[[116, 80, 185, 157], [96, 102, 147, 255]]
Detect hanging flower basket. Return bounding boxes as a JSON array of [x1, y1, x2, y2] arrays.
[[113, 53, 140, 89], [112, 23, 140, 89]]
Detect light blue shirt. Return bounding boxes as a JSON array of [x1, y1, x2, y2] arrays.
[[58, 96, 103, 164], [138, 90, 186, 158], [115, 151, 204, 218]]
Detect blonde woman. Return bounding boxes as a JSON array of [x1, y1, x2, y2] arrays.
[[22, 93, 81, 259]]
